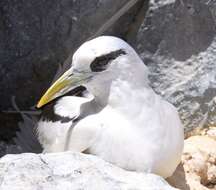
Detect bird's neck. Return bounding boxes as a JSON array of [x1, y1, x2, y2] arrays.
[[92, 55, 151, 112], [94, 69, 152, 116], [108, 78, 153, 114]]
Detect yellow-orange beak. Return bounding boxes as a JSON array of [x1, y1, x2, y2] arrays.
[[37, 69, 91, 108]]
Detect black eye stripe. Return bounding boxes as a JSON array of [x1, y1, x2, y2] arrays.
[[90, 49, 126, 72]]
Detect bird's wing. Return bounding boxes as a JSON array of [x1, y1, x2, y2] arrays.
[[37, 90, 103, 153], [63, 113, 103, 153], [14, 86, 90, 153], [40, 89, 94, 123]]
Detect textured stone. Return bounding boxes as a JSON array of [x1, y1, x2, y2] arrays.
[[136, 0, 216, 132], [0, 152, 177, 190], [0, 0, 144, 110], [167, 127, 216, 190], [0, 0, 146, 141]]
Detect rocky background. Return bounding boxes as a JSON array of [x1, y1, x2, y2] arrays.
[[0, 0, 216, 154], [0, 0, 147, 148], [136, 0, 216, 134], [0, 0, 216, 189]]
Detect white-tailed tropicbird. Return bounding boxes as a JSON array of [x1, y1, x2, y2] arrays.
[[36, 36, 184, 178]]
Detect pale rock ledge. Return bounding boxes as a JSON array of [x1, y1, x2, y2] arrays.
[[0, 152, 176, 190]]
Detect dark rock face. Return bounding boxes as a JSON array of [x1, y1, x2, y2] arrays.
[[136, 0, 216, 131], [0, 0, 143, 111], [1, 0, 216, 155], [137, 0, 215, 61], [0, 0, 147, 146]]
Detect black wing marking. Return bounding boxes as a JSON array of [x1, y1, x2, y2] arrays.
[[13, 86, 86, 153]]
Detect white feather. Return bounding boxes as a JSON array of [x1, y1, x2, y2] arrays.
[[37, 36, 184, 178]]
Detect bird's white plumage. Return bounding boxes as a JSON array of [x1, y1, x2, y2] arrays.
[[37, 36, 184, 178]]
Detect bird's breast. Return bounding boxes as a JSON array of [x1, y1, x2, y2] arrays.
[[88, 109, 160, 169], [37, 119, 73, 152], [88, 104, 183, 178]]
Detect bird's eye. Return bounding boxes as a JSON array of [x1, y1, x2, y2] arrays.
[[90, 56, 110, 72], [90, 49, 126, 72]]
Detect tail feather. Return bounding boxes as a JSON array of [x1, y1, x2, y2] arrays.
[[9, 97, 42, 153], [13, 114, 42, 153]]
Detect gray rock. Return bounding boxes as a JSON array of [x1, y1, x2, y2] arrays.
[[136, 0, 216, 132], [137, 0, 215, 61], [0, 0, 144, 110], [0, 152, 176, 190], [0, 0, 147, 140]]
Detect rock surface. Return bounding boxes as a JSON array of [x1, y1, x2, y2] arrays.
[[0, 0, 146, 141], [167, 127, 216, 190], [0, 152, 176, 190], [136, 0, 216, 132], [0, 0, 141, 110]]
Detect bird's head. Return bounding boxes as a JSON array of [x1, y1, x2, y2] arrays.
[[37, 36, 148, 108]]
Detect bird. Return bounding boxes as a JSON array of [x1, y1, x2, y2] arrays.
[[36, 36, 184, 178]]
